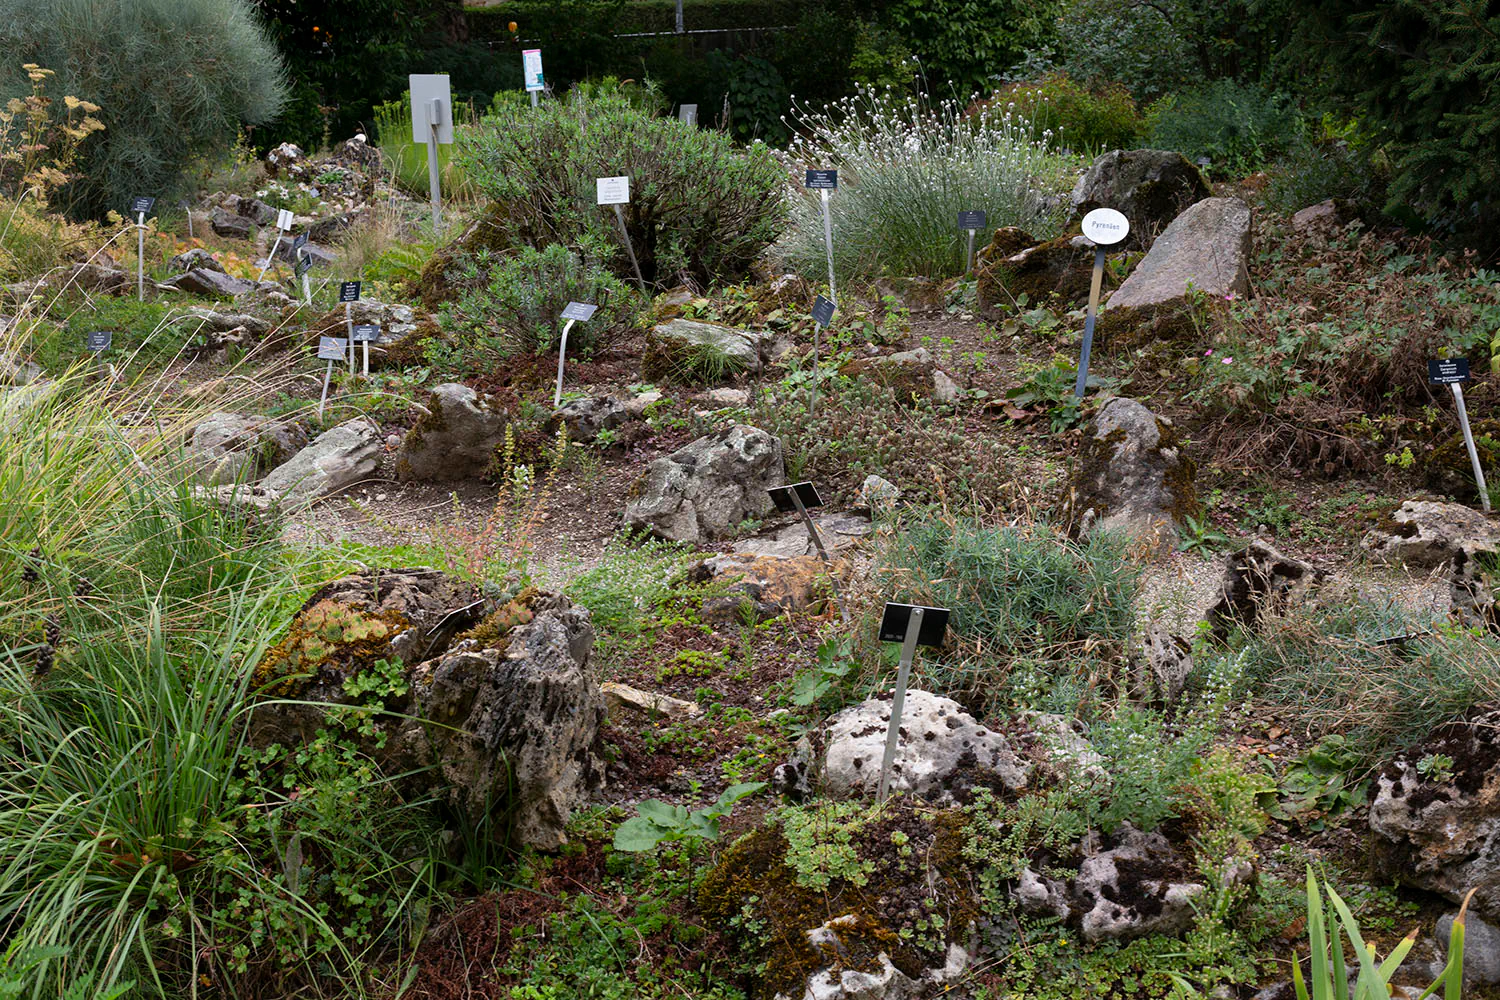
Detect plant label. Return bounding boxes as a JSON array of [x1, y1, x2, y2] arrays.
[[1081, 207, 1130, 246], [317, 337, 349, 361], [351, 323, 380, 343], [958, 210, 987, 231], [811, 295, 835, 328], [1429, 358, 1470, 385], [561, 301, 599, 322], [338, 281, 362, 303], [767, 482, 823, 513], [292, 232, 309, 250], [679, 103, 698, 125], [805, 169, 837, 190], [276, 208, 295, 230], [294, 254, 312, 278], [408, 74, 453, 144], [85, 331, 112, 352], [129, 196, 155, 216], [522, 49, 545, 92], [878, 602, 950, 646], [596, 176, 631, 205]]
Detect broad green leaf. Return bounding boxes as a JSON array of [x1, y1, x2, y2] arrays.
[[612, 816, 668, 853]]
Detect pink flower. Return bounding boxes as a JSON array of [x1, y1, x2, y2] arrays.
[[1204, 349, 1213, 356], [1221, 357, 1234, 365]]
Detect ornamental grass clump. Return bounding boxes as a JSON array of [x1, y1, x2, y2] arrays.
[[780, 86, 1070, 285]]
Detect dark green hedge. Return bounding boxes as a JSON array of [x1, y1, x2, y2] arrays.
[[465, 0, 802, 39]]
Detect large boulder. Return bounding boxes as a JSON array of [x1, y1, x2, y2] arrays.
[[236, 197, 278, 227], [817, 690, 1030, 804], [1070, 397, 1196, 550], [262, 416, 381, 504], [210, 206, 253, 240], [1105, 197, 1252, 312], [552, 395, 628, 443], [623, 424, 784, 543], [1361, 500, 1500, 569], [251, 571, 605, 849], [1370, 705, 1500, 919], [1206, 539, 1323, 637], [186, 412, 307, 485], [977, 233, 1100, 313], [164, 268, 256, 298], [169, 248, 224, 273], [642, 319, 769, 383], [395, 383, 509, 481], [1070, 149, 1212, 249]]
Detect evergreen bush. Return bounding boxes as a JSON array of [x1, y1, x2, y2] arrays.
[[1146, 78, 1301, 177], [0, 0, 287, 218]]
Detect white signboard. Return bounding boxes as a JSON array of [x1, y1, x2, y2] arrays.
[[522, 49, 545, 92], [596, 176, 631, 205], [1081, 208, 1130, 246], [275, 208, 294, 231], [408, 74, 453, 145]]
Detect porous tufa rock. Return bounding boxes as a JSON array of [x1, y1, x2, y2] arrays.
[[622, 424, 784, 543]]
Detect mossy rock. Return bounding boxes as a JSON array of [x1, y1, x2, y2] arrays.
[[1093, 299, 1202, 353], [418, 200, 526, 309], [838, 350, 938, 403], [641, 320, 763, 385], [977, 231, 1097, 315], [1426, 418, 1500, 501], [697, 801, 974, 999]]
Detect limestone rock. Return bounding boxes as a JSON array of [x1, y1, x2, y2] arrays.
[[818, 690, 1029, 804], [396, 383, 508, 481], [1370, 705, 1500, 919], [623, 424, 784, 543], [703, 387, 750, 408], [236, 197, 277, 227], [165, 269, 257, 297], [1206, 539, 1323, 636], [302, 300, 433, 368], [264, 142, 306, 178], [1076, 824, 1249, 942], [1144, 628, 1193, 706], [6, 262, 130, 299], [733, 511, 872, 559], [186, 412, 307, 485], [309, 209, 364, 244], [187, 308, 272, 338], [262, 417, 381, 504], [553, 395, 628, 443], [1292, 199, 1355, 239], [694, 552, 845, 622], [1361, 500, 1500, 570], [1014, 867, 1073, 921], [1436, 909, 1500, 986], [601, 681, 701, 719], [1106, 197, 1252, 312], [642, 319, 769, 382], [169, 248, 223, 273], [210, 207, 253, 240], [1071, 397, 1195, 549], [273, 240, 337, 269], [1070, 149, 1212, 249], [839, 347, 963, 404], [856, 475, 901, 512], [795, 922, 968, 1000]]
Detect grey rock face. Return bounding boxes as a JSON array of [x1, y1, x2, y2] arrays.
[[857, 475, 902, 512], [262, 416, 381, 504], [186, 412, 307, 485], [186, 308, 272, 337], [236, 197, 278, 226], [396, 383, 508, 481], [274, 240, 337, 269], [1436, 909, 1500, 986], [1361, 500, 1499, 570], [643, 319, 770, 381], [623, 424, 784, 543], [1207, 539, 1323, 636], [1106, 197, 1252, 311], [165, 269, 257, 297], [396, 595, 606, 849], [169, 248, 224, 273], [1144, 628, 1193, 706], [210, 206, 253, 240], [1370, 706, 1500, 919], [553, 395, 628, 443], [817, 689, 1029, 804], [1291, 199, 1355, 239], [1076, 824, 1250, 942], [309, 209, 364, 243], [1070, 149, 1213, 248], [1072, 397, 1195, 549]]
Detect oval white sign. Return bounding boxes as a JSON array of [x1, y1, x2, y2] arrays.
[[1081, 207, 1130, 246]]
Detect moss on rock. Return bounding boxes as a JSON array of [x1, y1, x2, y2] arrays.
[[1094, 299, 1201, 353], [1426, 418, 1500, 500], [977, 231, 1097, 315]]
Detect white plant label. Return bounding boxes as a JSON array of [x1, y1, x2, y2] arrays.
[[276, 208, 294, 230], [522, 49, 545, 92], [596, 176, 630, 205], [1081, 208, 1130, 246]]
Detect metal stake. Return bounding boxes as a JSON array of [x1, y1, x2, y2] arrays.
[[530, 90, 539, 109], [877, 606, 924, 803], [318, 361, 334, 420], [789, 489, 849, 625], [425, 98, 443, 230], [1452, 381, 1492, 513], [965, 228, 977, 275], [554, 318, 577, 408], [258, 233, 282, 282], [136, 212, 146, 302], [345, 301, 355, 375], [819, 188, 837, 306], [612, 204, 646, 292], [299, 250, 312, 306], [1073, 246, 1107, 398], [362, 337, 370, 378]]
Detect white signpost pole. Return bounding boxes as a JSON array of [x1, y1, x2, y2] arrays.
[[1074, 208, 1131, 399], [258, 209, 295, 282], [136, 212, 146, 302], [598, 177, 645, 292], [425, 99, 443, 228], [298, 249, 312, 306], [1453, 382, 1490, 513], [554, 320, 577, 407], [819, 189, 836, 307], [877, 606, 924, 803]]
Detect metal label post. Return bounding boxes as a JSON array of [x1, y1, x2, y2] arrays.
[[1074, 208, 1131, 399], [788, 489, 849, 625], [958, 210, 987, 276], [554, 319, 576, 407], [425, 98, 443, 229], [1453, 382, 1490, 512], [136, 212, 146, 302], [878, 606, 924, 802], [613, 205, 646, 293]]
